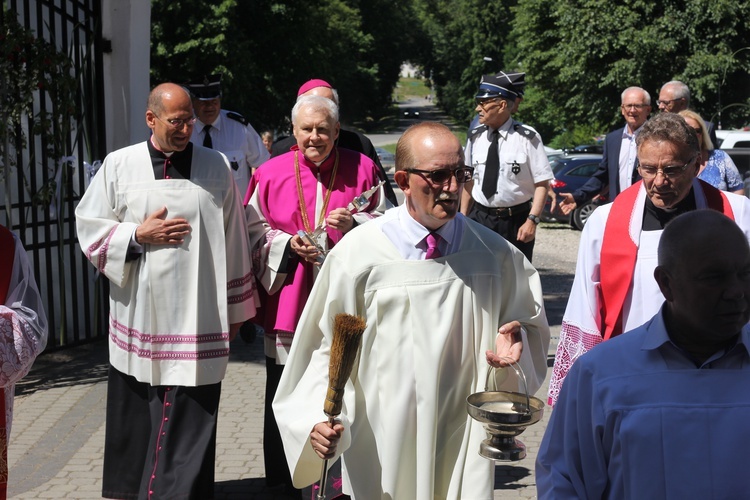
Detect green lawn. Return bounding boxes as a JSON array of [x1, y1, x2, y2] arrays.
[[393, 77, 432, 102], [360, 75, 466, 147]]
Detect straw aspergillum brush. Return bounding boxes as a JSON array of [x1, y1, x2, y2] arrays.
[[316, 313, 366, 500]]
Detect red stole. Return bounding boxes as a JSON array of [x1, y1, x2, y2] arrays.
[[599, 180, 734, 341], [0, 225, 16, 499]]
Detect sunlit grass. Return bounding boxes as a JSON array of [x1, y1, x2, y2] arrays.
[[393, 77, 432, 102]]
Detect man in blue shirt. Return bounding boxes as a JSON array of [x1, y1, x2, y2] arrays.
[[537, 209, 750, 499]]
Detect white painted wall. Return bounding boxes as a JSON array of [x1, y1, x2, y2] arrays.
[[101, 0, 151, 152]]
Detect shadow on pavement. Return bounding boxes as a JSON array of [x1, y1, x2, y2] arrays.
[[389, 98, 464, 134], [15, 340, 109, 396], [15, 335, 266, 398], [538, 268, 574, 327], [495, 464, 532, 489], [215, 478, 303, 499]]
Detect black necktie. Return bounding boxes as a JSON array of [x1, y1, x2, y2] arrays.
[[482, 129, 500, 199], [202, 124, 213, 149]]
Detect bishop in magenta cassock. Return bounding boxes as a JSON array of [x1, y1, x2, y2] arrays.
[[244, 94, 387, 492]]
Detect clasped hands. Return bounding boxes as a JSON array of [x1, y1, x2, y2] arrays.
[[291, 208, 355, 264]]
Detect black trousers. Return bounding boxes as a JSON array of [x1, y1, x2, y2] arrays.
[[102, 366, 221, 500], [469, 204, 535, 261], [264, 356, 298, 490]]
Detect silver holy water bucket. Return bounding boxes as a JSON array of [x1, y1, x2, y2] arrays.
[[466, 358, 545, 461]]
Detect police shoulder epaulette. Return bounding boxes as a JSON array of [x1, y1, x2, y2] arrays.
[[513, 122, 537, 140], [468, 123, 488, 141], [226, 111, 248, 126]]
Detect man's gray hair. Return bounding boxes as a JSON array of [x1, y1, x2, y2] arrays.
[[636, 112, 699, 157], [291, 95, 339, 125], [661, 80, 690, 105], [620, 86, 651, 105]]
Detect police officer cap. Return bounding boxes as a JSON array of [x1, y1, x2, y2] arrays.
[[187, 74, 222, 100], [475, 71, 526, 101]]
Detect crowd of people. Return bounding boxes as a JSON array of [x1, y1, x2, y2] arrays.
[[2, 69, 747, 499]]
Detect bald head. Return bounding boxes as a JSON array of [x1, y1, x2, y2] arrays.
[[393, 122, 465, 230], [395, 122, 462, 172], [147, 83, 191, 117], [654, 209, 750, 349], [658, 210, 749, 272], [145, 83, 194, 152]]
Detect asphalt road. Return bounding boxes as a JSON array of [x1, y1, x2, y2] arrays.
[[368, 96, 460, 147]]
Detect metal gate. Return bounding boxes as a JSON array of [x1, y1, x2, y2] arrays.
[[1, 0, 108, 348]]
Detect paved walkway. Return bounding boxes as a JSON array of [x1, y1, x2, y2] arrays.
[[8, 320, 553, 499], [9, 333, 558, 499], [8, 147, 575, 498]]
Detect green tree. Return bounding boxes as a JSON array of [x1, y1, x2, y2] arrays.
[[150, 0, 422, 132], [415, 0, 518, 125], [510, 0, 750, 138]]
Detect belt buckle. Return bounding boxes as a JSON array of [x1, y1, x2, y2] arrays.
[[494, 207, 510, 217]]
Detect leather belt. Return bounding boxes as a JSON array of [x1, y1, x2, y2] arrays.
[[474, 200, 532, 218]]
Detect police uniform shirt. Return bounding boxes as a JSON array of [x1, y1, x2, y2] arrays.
[[464, 117, 553, 208], [191, 109, 270, 195]]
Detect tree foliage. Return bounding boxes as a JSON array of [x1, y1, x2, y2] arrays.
[[509, 0, 750, 140], [150, 0, 750, 145], [150, 0, 423, 132], [413, 0, 518, 124]]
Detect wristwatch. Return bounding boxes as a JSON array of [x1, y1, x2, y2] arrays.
[[527, 214, 540, 225]]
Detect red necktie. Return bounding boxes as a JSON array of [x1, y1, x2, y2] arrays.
[[425, 232, 442, 259]]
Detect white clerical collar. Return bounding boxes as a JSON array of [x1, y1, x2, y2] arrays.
[[150, 135, 174, 157], [312, 152, 332, 167]]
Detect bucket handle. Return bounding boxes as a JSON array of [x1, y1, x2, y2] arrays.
[[485, 357, 531, 414]]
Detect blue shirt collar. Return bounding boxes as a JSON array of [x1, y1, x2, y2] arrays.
[[642, 304, 750, 358]]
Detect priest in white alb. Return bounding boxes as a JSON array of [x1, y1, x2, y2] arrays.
[[75, 83, 256, 499], [548, 112, 750, 406], [273, 122, 550, 499]]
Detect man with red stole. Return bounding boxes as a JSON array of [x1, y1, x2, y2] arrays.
[[244, 94, 387, 494], [548, 112, 750, 406]]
